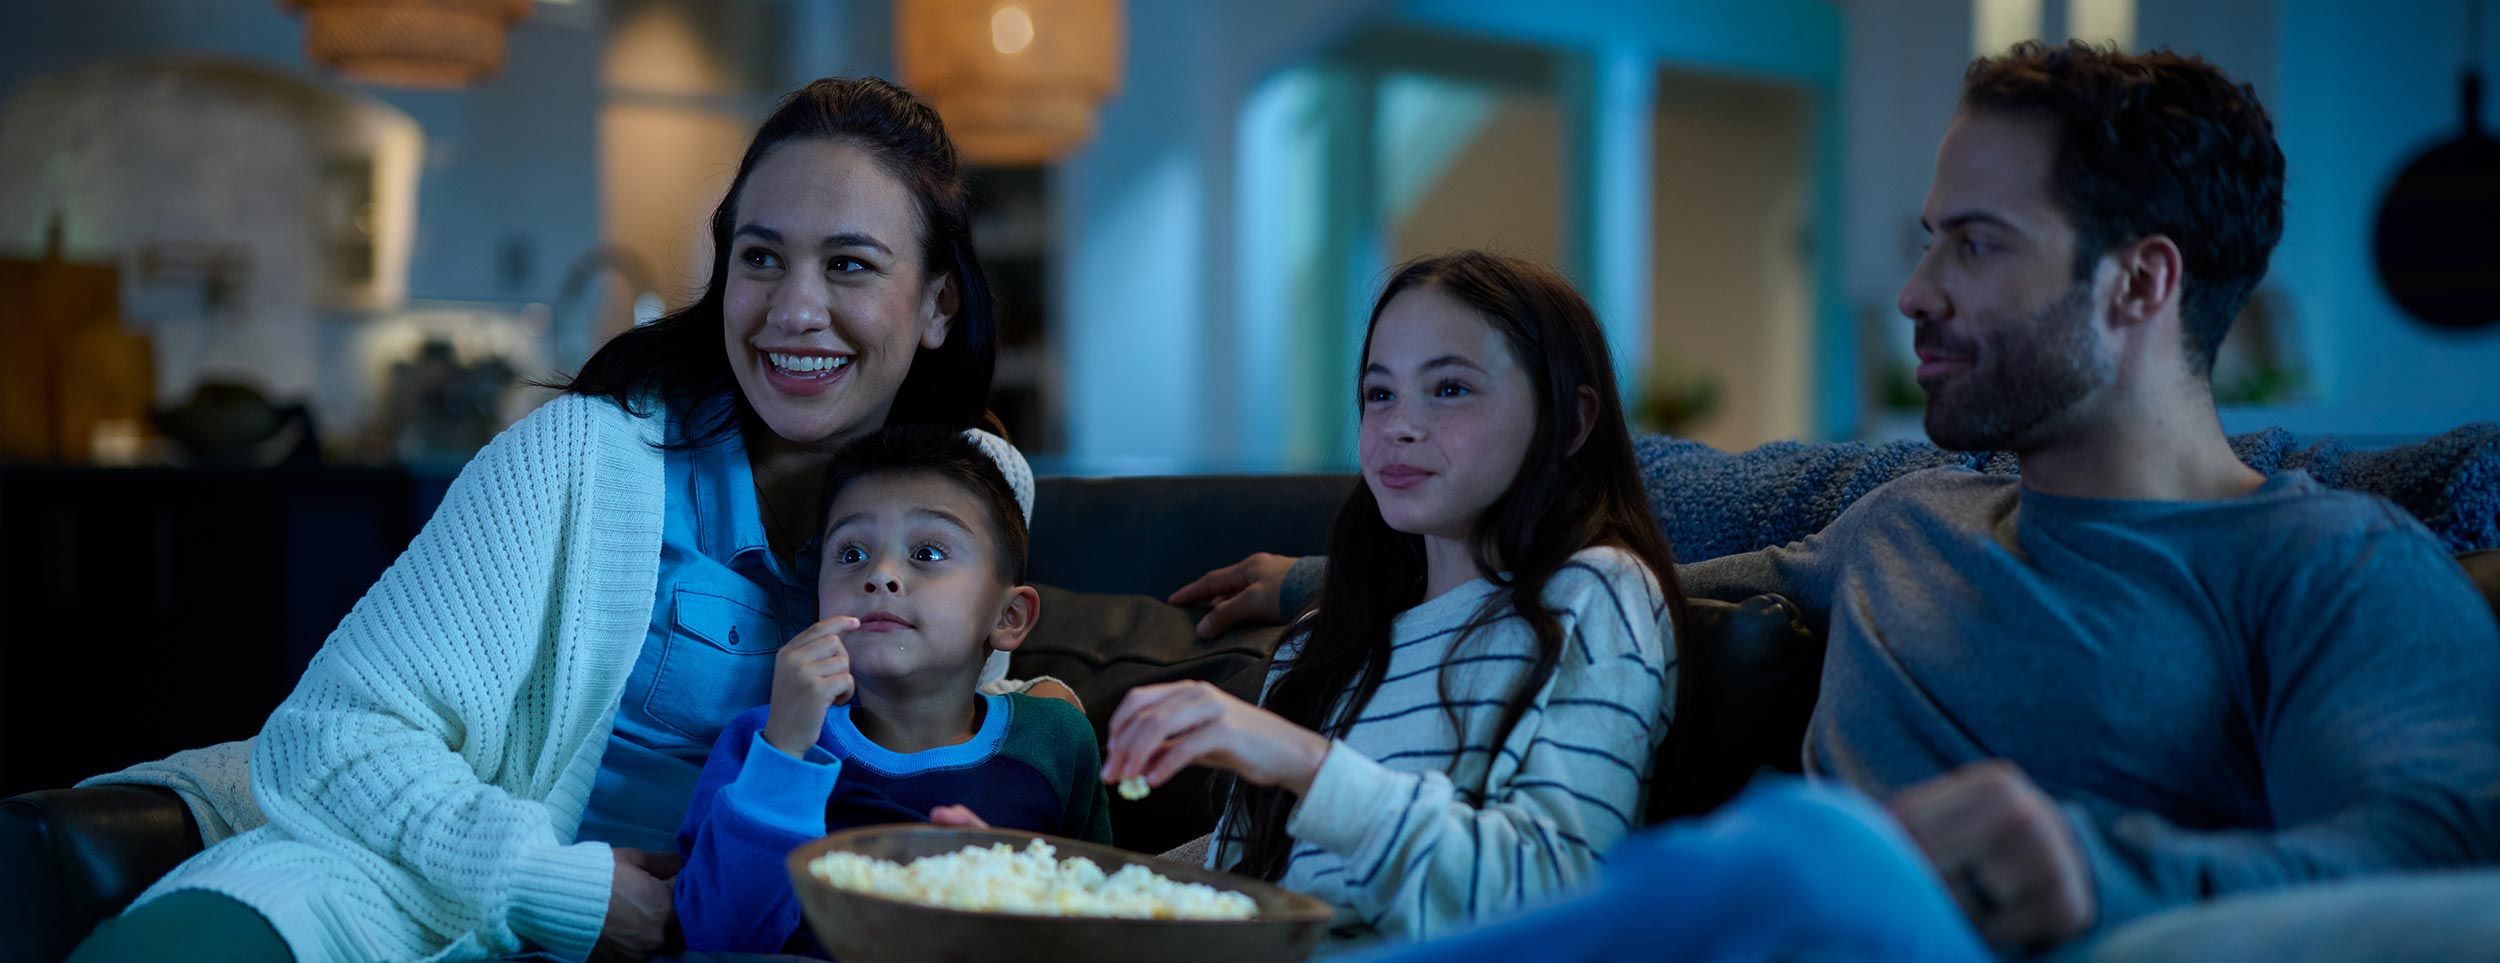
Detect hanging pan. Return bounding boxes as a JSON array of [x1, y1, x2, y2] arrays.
[[2372, 0, 2500, 331]]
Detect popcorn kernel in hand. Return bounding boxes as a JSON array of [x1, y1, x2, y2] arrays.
[[1116, 776, 1150, 801]]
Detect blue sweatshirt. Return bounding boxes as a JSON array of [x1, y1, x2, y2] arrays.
[[673, 692, 1113, 956], [1681, 468, 2500, 938]]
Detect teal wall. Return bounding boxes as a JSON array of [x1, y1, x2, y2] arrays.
[[2240, 0, 2500, 439]]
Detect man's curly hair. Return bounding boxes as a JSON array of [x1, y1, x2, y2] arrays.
[[1962, 40, 2286, 378]]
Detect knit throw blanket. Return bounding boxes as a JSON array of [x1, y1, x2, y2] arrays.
[[1641, 423, 2500, 562]]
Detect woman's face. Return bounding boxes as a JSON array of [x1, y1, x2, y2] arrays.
[[723, 139, 953, 451], [1357, 285, 1540, 541]]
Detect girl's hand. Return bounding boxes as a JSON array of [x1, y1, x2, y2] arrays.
[[764, 615, 860, 757], [1168, 553, 1300, 638], [1101, 681, 1331, 796]]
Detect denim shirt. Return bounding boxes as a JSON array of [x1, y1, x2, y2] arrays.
[[576, 396, 820, 852]]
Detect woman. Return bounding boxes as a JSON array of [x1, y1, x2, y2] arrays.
[[72, 77, 1045, 963]]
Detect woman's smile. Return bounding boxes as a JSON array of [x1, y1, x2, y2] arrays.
[[758, 347, 857, 397]]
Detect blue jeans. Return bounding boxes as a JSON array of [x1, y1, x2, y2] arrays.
[[1348, 779, 1991, 963]]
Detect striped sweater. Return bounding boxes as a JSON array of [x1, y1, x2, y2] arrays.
[[1207, 546, 1677, 946]]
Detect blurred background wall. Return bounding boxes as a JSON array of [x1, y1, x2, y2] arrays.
[[0, 0, 2492, 477]]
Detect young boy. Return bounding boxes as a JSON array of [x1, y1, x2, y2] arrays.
[[673, 425, 1113, 956]]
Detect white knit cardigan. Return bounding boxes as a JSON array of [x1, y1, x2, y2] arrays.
[[91, 394, 674, 961]]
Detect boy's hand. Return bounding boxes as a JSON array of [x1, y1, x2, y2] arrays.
[[764, 615, 860, 758]]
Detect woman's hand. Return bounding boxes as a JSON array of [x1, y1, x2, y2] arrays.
[[1101, 681, 1331, 796], [590, 847, 681, 962], [765, 615, 860, 757], [1168, 553, 1301, 638]]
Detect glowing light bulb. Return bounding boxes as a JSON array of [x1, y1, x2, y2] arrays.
[[991, 3, 1035, 55]]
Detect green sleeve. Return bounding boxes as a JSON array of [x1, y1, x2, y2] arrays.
[[1075, 777, 1114, 846], [1001, 694, 1117, 846]]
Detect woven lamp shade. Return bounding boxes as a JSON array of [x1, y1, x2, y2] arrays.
[[898, 0, 1123, 165], [288, 0, 532, 89]]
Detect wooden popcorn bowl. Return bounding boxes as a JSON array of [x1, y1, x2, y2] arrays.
[[786, 825, 1334, 963]]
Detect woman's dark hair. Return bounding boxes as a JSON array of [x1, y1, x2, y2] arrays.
[[817, 424, 1029, 585], [1960, 40, 2285, 379], [1225, 251, 1688, 881], [558, 76, 998, 439]]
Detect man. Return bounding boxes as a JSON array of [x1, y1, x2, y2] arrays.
[[1183, 41, 2500, 959], [1677, 38, 2500, 954]]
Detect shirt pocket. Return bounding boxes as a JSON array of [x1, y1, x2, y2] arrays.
[[643, 585, 786, 746]]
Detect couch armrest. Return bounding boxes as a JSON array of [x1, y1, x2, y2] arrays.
[[1, 785, 204, 961], [2459, 550, 2498, 619], [1647, 594, 1825, 824]]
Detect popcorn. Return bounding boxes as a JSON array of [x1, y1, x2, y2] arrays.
[[809, 839, 1256, 920], [1116, 776, 1151, 801]]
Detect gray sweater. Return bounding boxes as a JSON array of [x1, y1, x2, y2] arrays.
[[1681, 468, 2500, 933]]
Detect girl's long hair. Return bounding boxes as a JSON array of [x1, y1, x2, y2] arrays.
[[557, 77, 998, 439], [1225, 251, 1687, 881]]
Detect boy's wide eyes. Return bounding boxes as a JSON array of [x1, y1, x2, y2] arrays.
[[830, 543, 949, 565]]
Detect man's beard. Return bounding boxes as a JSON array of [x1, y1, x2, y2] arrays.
[[1922, 283, 2110, 453]]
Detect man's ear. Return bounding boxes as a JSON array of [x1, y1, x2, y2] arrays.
[[988, 584, 1040, 654], [2109, 234, 2183, 330], [1568, 385, 1601, 455], [919, 271, 958, 350]]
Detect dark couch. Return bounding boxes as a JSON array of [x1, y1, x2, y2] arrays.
[[6, 472, 2494, 961]]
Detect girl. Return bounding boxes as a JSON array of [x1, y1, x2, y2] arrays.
[[1101, 251, 1688, 945]]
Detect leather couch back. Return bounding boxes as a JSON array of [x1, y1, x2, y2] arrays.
[[0, 785, 202, 963], [1029, 475, 1353, 598]]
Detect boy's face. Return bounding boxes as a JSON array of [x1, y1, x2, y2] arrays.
[[818, 471, 1030, 685]]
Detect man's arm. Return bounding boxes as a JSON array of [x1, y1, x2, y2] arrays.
[[2073, 525, 2500, 929], [1676, 525, 1849, 632], [1905, 523, 2500, 953]]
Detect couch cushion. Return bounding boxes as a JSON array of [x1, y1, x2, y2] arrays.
[[1011, 585, 1288, 855]]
